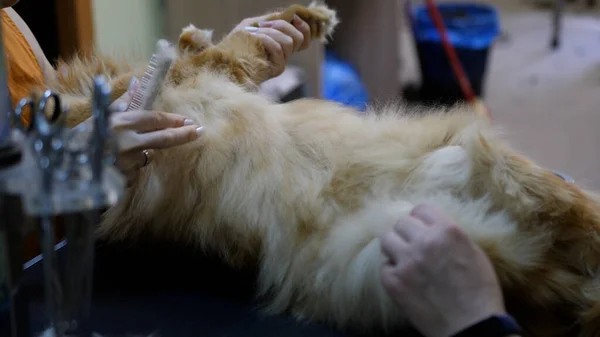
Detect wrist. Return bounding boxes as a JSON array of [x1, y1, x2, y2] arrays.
[[448, 313, 521, 337], [441, 294, 507, 337]]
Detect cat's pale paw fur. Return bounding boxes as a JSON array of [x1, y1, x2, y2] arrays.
[[307, 0, 339, 41], [178, 24, 214, 54], [250, 2, 339, 42]]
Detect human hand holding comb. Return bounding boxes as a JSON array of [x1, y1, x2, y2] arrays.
[[109, 77, 204, 185]]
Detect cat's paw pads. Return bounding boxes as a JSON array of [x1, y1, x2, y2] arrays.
[[178, 24, 214, 54]]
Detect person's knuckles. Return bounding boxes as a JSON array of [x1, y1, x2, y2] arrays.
[[410, 204, 434, 219], [394, 215, 426, 239], [380, 268, 401, 293], [393, 217, 410, 233], [287, 25, 305, 47], [273, 19, 303, 44], [262, 28, 294, 54], [386, 273, 412, 301], [155, 111, 185, 128], [282, 35, 295, 54], [259, 33, 283, 54], [299, 21, 311, 40], [399, 258, 422, 277], [257, 27, 278, 36], [420, 230, 442, 247], [148, 110, 172, 129], [270, 19, 291, 29], [441, 224, 469, 245], [419, 233, 451, 261], [411, 203, 450, 226], [260, 27, 292, 48], [380, 231, 397, 254], [380, 232, 407, 263], [110, 114, 133, 131], [294, 33, 305, 51]]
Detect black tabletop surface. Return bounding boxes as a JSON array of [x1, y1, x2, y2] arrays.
[[21, 238, 421, 337], [20, 238, 342, 337]]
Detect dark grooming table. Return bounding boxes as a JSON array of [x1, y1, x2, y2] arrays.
[[21, 238, 421, 337]]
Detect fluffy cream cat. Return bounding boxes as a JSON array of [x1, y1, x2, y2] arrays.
[[27, 2, 600, 337]]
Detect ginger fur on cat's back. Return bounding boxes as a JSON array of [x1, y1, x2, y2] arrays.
[[30, 2, 600, 336]]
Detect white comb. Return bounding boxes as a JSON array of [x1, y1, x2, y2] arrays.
[[128, 40, 176, 111]]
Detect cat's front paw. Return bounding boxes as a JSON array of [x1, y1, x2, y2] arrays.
[[255, 1, 340, 43], [178, 24, 214, 54]]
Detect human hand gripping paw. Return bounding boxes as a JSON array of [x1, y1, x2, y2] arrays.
[[232, 2, 339, 80]]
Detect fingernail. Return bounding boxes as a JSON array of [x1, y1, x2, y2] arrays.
[[184, 119, 194, 126], [292, 15, 301, 25], [244, 26, 259, 32], [196, 126, 204, 136], [259, 21, 273, 28], [128, 76, 138, 91]]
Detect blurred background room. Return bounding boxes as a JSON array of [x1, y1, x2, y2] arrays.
[[15, 0, 600, 189]]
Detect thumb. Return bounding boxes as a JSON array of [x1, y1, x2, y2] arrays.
[[110, 76, 139, 112]]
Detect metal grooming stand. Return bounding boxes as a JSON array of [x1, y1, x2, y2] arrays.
[[0, 18, 126, 337]]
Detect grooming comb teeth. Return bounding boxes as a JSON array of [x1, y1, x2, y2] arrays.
[[127, 40, 176, 112], [128, 57, 158, 111]]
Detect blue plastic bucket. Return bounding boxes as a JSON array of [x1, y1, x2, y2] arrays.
[[411, 3, 500, 105], [321, 50, 369, 111]]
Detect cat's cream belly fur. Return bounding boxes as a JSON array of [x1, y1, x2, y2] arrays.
[[62, 62, 595, 335], [102, 83, 523, 331], [255, 145, 529, 331]]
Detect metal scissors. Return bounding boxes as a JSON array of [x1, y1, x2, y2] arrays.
[[13, 90, 65, 195], [13, 90, 64, 137]]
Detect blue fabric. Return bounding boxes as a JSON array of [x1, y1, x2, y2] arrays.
[[412, 3, 500, 50], [321, 50, 369, 111]]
